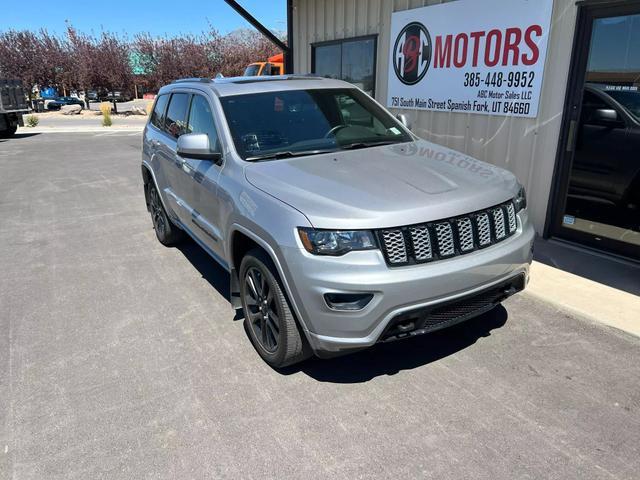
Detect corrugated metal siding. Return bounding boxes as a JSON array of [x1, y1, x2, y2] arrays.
[[293, 0, 578, 234]]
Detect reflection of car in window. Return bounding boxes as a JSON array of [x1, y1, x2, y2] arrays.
[[570, 84, 640, 213]]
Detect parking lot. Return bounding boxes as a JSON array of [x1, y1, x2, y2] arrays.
[[1, 132, 639, 479]]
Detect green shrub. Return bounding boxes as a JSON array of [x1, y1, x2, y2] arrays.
[[26, 115, 39, 127], [100, 102, 112, 127]]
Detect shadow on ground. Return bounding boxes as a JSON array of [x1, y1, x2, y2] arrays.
[[285, 306, 508, 383], [0, 132, 40, 142], [178, 240, 230, 299], [176, 237, 509, 383]]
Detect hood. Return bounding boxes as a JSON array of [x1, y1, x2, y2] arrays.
[[244, 140, 519, 229]]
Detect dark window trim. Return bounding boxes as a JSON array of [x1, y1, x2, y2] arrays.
[[186, 93, 224, 161], [150, 93, 170, 132], [311, 34, 378, 97], [162, 91, 192, 140], [545, 0, 640, 262]]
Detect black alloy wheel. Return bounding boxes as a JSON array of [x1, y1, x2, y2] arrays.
[[244, 266, 281, 353], [239, 249, 310, 367], [146, 181, 184, 246]]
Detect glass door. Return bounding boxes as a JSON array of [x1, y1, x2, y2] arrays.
[[551, 3, 640, 261]]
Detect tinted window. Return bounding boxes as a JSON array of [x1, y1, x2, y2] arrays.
[[165, 93, 190, 138], [342, 39, 375, 95], [607, 89, 640, 121], [313, 38, 376, 96], [187, 95, 219, 151], [581, 90, 609, 124], [150, 94, 168, 129], [314, 44, 341, 80], [220, 88, 410, 159], [243, 64, 261, 76]]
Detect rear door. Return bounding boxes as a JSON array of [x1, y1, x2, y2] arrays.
[[155, 92, 192, 225]]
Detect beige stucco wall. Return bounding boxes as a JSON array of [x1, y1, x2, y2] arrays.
[[292, 0, 579, 234]]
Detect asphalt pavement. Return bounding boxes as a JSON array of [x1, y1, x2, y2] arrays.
[[1, 132, 639, 479]]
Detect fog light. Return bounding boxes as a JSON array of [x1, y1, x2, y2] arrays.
[[324, 293, 373, 311]]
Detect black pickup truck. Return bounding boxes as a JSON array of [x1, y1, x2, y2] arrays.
[[0, 79, 30, 138]]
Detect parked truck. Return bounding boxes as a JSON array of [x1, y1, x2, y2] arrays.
[[0, 79, 30, 138], [243, 53, 285, 77]]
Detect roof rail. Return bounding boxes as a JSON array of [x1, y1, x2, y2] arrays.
[[171, 78, 213, 84]]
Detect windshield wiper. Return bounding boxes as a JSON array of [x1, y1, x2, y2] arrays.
[[245, 149, 336, 161], [340, 140, 399, 151]]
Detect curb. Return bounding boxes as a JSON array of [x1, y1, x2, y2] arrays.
[[525, 261, 640, 338], [24, 126, 144, 134]]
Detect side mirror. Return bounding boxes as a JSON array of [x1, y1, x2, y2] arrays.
[[396, 113, 412, 131], [177, 133, 222, 163], [588, 108, 623, 127]]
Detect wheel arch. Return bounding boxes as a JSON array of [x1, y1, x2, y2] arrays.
[[228, 225, 310, 336]]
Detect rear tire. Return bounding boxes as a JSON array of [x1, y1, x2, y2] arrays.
[[0, 126, 17, 138], [147, 182, 185, 246], [240, 249, 310, 368]]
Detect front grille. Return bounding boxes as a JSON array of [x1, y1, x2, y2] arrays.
[[378, 201, 518, 267]]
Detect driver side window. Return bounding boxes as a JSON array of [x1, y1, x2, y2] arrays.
[[187, 95, 220, 152]]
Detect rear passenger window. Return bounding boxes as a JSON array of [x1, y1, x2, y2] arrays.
[[164, 93, 190, 138], [187, 95, 219, 151], [150, 94, 168, 130]]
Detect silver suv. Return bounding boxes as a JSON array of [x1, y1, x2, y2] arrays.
[[142, 76, 534, 367]]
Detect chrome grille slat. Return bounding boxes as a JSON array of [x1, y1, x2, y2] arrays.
[[492, 208, 506, 240], [506, 203, 517, 233], [409, 226, 433, 261], [476, 213, 491, 247], [435, 223, 455, 257], [379, 201, 517, 267], [456, 218, 474, 252], [381, 229, 407, 264]]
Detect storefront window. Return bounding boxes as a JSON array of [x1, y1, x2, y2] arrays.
[[312, 37, 376, 96]]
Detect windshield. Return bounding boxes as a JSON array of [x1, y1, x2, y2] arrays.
[[606, 89, 640, 121], [220, 88, 411, 160], [243, 64, 261, 76]]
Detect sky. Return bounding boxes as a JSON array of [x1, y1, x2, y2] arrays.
[[0, 0, 286, 37]]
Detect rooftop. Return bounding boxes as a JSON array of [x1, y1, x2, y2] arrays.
[[164, 75, 354, 96]]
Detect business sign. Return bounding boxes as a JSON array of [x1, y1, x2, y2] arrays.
[[387, 0, 553, 118]]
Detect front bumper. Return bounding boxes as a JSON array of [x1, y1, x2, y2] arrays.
[[280, 216, 535, 355]]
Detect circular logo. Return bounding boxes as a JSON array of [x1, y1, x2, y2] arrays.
[[393, 22, 432, 85]]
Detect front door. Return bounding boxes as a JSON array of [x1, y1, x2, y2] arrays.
[[551, 2, 640, 261], [174, 93, 226, 262]]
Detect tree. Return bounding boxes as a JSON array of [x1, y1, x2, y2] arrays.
[[66, 26, 96, 107], [0, 30, 43, 99], [217, 29, 281, 77]]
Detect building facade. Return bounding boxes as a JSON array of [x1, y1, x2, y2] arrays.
[[291, 0, 640, 261]]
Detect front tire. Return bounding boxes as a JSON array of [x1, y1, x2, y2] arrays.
[[147, 182, 185, 246], [240, 249, 310, 368]]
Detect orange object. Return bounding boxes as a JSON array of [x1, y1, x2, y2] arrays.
[[243, 53, 285, 76]]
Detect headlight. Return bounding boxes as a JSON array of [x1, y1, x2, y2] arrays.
[[514, 184, 527, 213], [298, 228, 377, 256]]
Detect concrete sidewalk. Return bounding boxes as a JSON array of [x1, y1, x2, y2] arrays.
[[24, 112, 147, 133], [526, 261, 640, 338]]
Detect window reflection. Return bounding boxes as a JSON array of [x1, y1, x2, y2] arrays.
[[313, 37, 376, 96]]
